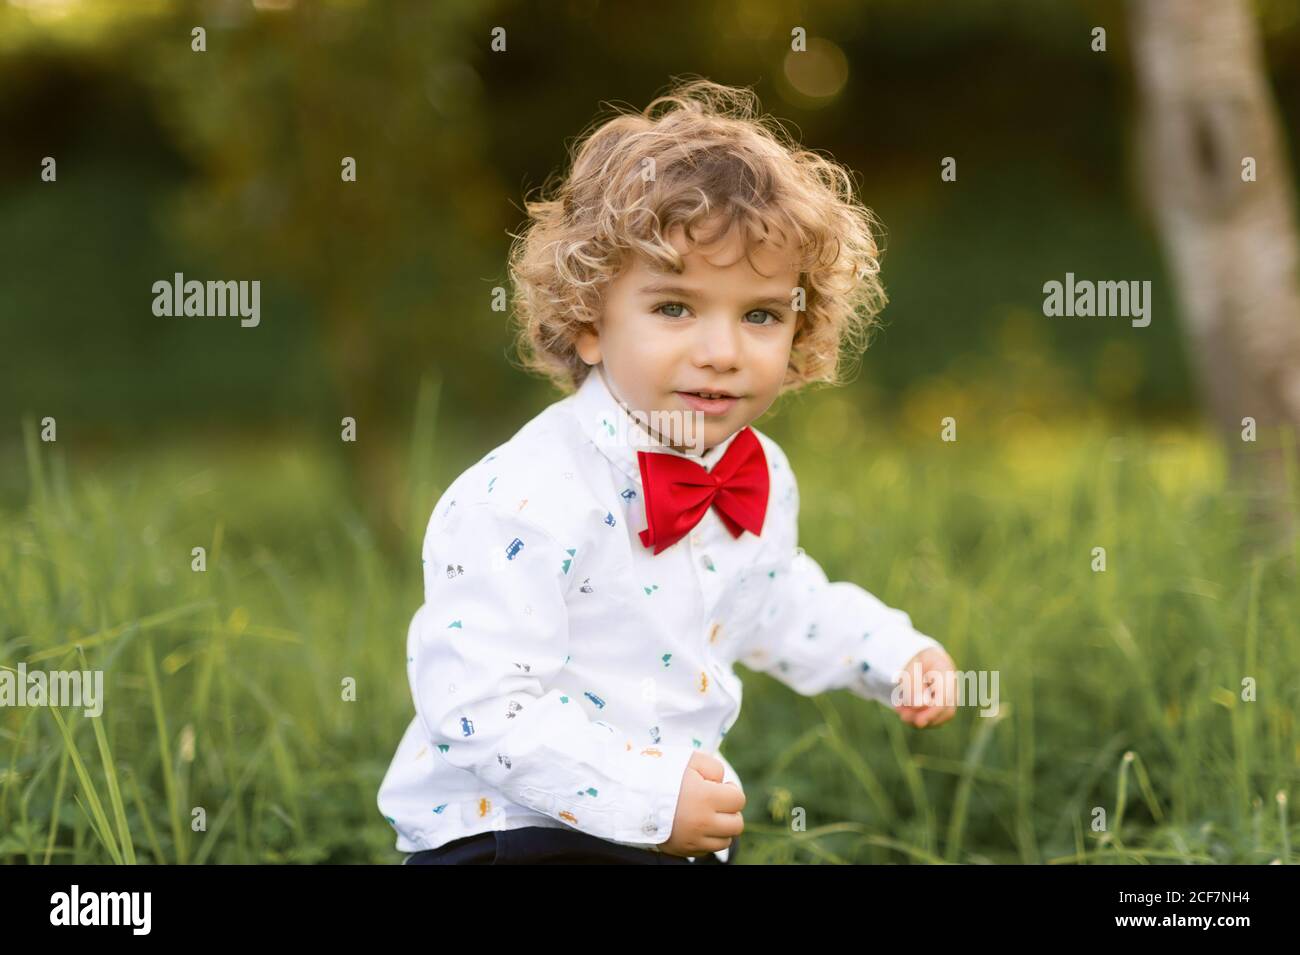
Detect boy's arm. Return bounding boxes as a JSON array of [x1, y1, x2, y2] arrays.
[[408, 500, 694, 846], [735, 467, 943, 707]]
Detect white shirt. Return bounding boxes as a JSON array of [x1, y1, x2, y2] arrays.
[[377, 364, 944, 862]]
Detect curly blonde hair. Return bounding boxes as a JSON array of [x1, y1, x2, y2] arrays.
[[507, 76, 887, 395]]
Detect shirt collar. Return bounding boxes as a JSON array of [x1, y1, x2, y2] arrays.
[[571, 364, 744, 487]]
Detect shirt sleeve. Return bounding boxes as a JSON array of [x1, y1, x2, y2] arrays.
[[408, 499, 696, 847], [735, 468, 945, 707]]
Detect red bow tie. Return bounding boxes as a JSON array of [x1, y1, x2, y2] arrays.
[[636, 426, 770, 555]]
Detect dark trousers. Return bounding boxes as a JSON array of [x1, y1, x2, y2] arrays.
[[404, 826, 738, 865]]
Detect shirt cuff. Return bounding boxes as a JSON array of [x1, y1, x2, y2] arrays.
[[852, 619, 946, 707], [610, 742, 696, 847]]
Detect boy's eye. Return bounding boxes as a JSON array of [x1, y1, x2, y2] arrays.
[[744, 309, 781, 326], [656, 302, 688, 319]]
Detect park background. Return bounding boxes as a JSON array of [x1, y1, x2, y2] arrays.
[[2, 0, 1298, 863]]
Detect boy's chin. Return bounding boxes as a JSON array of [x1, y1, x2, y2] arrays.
[[677, 425, 745, 456]]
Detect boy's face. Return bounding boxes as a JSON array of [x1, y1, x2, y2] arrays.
[[576, 220, 800, 454]]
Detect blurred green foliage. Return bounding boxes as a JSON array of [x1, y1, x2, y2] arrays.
[[5, 0, 1299, 470]]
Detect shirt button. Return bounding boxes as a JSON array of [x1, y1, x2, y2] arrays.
[[690, 532, 703, 546]]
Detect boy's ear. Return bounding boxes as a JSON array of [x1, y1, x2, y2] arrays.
[[575, 320, 601, 364]]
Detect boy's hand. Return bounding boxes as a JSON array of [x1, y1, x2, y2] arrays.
[[893, 646, 957, 729], [659, 752, 745, 858]]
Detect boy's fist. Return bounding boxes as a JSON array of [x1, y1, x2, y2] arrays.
[[893, 646, 957, 728], [659, 751, 745, 858]]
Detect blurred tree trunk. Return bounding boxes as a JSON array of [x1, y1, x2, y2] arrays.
[[1129, 0, 1300, 551]]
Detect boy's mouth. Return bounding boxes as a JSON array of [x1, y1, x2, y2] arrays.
[[675, 391, 740, 415]]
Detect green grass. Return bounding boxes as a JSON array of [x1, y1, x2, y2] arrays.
[[1, 387, 1298, 864]]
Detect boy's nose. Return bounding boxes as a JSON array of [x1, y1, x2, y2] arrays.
[[691, 315, 742, 370]]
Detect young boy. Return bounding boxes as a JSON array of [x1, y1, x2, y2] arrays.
[[378, 78, 956, 865]]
